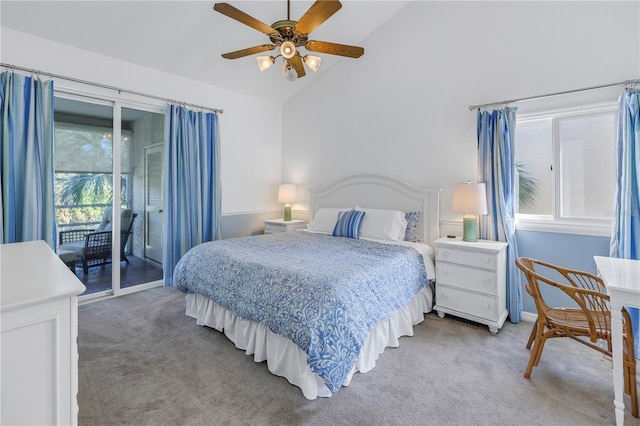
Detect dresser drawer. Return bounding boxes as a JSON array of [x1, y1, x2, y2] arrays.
[[437, 285, 499, 322], [264, 223, 286, 234], [436, 262, 497, 296], [436, 248, 497, 271]]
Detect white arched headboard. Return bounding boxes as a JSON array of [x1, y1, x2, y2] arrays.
[[309, 174, 441, 245]]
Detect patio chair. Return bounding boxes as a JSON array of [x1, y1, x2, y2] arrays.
[[515, 257, 638, 418], [59, 208, 137, 275]]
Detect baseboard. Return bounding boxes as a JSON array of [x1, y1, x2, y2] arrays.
[[520, 311, 537, 322]]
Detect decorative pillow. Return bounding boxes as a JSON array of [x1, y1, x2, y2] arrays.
[[355, 207, 407, 241], [404, 211, 421, 242], [307, 208, 351, 234], [332, 210, 366, 239]]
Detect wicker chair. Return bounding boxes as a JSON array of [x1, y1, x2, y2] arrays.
[[59, 208, 137, 275], [516, 257, 638, 418]]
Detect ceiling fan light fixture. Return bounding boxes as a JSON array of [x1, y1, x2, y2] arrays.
[[257, 55, 275, 71], [280, 41, 296, 59], [282, 59, 297, 81], [284, 66, 297, 81], [303, 55, 321, 72], [214, 1, 364, 80]]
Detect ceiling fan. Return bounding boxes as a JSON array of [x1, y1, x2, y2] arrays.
[[213, 0, 364, 80]]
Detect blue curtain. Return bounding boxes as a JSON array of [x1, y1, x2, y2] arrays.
[[0, 72, 55, 247], [477, 107, 521, 323], [609, 87, 640, 358], [163, 104, 221, 286]]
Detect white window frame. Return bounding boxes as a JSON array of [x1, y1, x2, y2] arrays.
[[515, 102, 618, 237]]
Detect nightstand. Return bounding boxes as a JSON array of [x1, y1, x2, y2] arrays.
[[263, 219, 306, 234], [434, 237, 508, 334]]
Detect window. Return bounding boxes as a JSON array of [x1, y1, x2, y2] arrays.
[[515, 104, 617, 236]]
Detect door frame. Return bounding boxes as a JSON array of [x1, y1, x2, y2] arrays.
[[144, 143, 164, 265], [54, 88, 165, 303]]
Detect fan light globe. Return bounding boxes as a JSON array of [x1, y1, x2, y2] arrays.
[[257, 56, 275, 71], [303, 55, 321, 72], [284, 66, 297, 81], [280, 41, 296, 59]]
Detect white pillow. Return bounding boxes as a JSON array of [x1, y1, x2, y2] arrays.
[[355, 207, 408, 241], [307, 208, 351, 234]]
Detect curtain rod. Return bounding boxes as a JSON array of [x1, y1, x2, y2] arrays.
[[1, 62, 223, 114], [468, 78, 640, 111]]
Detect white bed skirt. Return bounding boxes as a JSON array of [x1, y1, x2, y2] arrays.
[[185, 285, 433, 400]]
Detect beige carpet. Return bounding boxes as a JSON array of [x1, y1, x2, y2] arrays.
[[78, 286, 639, 425]]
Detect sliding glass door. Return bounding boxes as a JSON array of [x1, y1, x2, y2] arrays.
[[54, 96, 164, 299], [120, 106, 164, 291]]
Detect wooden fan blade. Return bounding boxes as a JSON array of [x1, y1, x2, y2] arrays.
[[214, 3, 279, 37], [291, 54, 306, 78], [295, 0, 342, 35], [305, 40, 364, 58], [221, 44, 275, 59]]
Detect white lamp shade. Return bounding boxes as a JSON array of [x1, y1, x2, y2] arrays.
[[257, 56, 274, 71], [452, 182, 488, 215], [278, 184, 297, 204], [303, 55, 321, 72]]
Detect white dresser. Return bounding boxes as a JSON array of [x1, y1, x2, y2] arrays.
[[263, 219, 307, 234], [434, 237, 508, 334], [1, 240, 86, 425]]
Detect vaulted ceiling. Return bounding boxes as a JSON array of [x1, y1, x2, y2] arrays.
[[1, 1, 410, 104]]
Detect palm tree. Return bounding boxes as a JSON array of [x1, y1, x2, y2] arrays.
[[58, 173, 114, 206], [54, 126, 129, 226], [56, 173, 128, 226], [516, 162, 538, 210]]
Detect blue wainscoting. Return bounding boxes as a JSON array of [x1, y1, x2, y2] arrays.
[[516, 230, 610, 313]]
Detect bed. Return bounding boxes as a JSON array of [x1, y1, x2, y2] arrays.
[[174, 174, 441, 399]]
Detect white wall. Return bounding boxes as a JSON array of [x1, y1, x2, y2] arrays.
[[1, 28, 283, 216], [282, 1, 640, 227], [3, 1, 639, 223]]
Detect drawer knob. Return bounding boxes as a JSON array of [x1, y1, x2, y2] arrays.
[[483, 257, 490, 264], [482, 278, 491, 284], [442, 269, 449, 276], [482, 303, 490, 309], [442, 251, 450, 257]]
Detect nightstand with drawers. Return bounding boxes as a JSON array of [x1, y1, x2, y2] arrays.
[[434, 237, 508, 334], [263, 219, 307, 234]]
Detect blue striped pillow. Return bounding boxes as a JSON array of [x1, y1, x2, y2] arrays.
[[332, 210, 366, 239]]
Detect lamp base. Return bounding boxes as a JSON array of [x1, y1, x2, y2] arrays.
[[462, 216, 478, 242], [283, 204, 292, 221]]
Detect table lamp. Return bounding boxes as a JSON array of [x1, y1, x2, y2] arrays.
[[278, 184, 297, 221], [452, 182, 488, 242]]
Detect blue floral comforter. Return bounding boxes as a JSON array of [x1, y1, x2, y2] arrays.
[[173, 231, 430, 393]]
